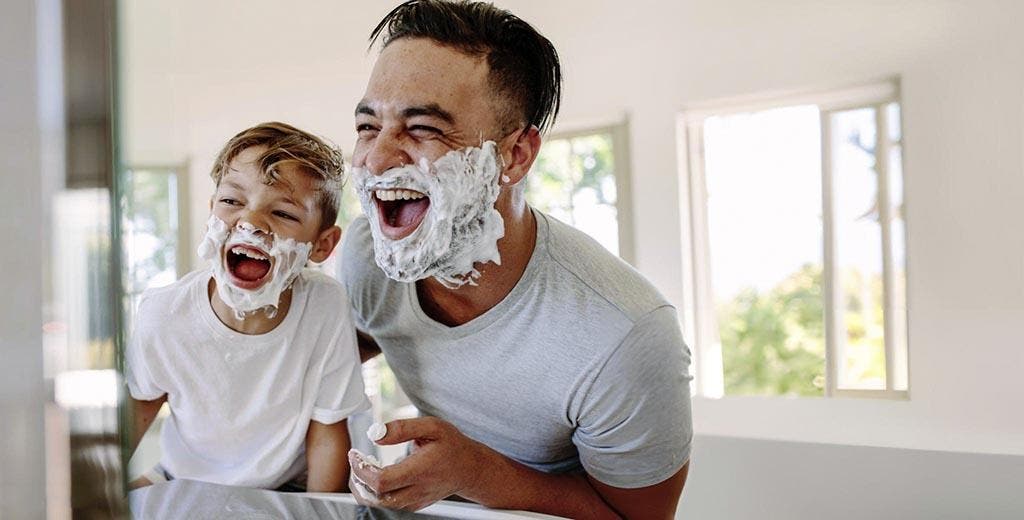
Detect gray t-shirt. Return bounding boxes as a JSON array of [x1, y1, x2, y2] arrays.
[[339, 211, 693, 488]]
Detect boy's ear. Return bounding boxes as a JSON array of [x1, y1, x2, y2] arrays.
[[309, 224, 342, 263]]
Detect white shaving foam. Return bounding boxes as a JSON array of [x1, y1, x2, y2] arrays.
[[352, 141, 505, 289], [349, 448, 385, 504], [197, 215, 313, 320]]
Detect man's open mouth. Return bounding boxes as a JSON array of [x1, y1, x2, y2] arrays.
[[225, 245, 273, 289], [374, 188, 430, 240]]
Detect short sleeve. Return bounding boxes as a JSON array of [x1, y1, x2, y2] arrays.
[[311, 303, 372, 424], [572, 305, 694, 489], [125, 294, 168, 401]]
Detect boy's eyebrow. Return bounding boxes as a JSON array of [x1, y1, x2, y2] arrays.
[[221, 180, 245, 192], [277, 194, 304, 210]]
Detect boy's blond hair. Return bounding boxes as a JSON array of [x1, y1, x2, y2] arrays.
[[211, 122, 345, 230]]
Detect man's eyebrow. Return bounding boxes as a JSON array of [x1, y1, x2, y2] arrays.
[[355, 102, 376, 118], [401, 104, 455, 125], [354, 102, 456, 125]]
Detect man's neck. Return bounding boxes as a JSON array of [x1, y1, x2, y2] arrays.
[[416, 204, 537, 327], [208, 278, 293, 335]]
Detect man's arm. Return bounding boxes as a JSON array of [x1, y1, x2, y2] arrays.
[[356, 330, 382, 363], [306, 419, 352, 492], [588, 463, 689, 519]]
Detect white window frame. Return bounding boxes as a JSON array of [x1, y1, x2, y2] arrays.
[[677, 79, 909, 400], [535, 121, 635, 265]]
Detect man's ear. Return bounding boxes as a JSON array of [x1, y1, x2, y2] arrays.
[[500, 126, 542, 186], [309, 224, 342, 263]]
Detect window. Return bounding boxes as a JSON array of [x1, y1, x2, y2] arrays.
[[121, 167, 186, 321], [680, 81, 908, 399], [528, 125, 634, 263]]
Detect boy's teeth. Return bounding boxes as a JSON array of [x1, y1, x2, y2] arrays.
[[375, 189, 425, 201], [230, 246, 267, 260]]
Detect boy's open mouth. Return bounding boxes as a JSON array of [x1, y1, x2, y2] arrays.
[[225, 245, 272, 289], [374, 188, 430, 240]]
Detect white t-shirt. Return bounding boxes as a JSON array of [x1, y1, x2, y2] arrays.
[[126, 268, 370, 489]]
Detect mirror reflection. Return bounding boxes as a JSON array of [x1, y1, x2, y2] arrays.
[[6, 0, 1022, 518]]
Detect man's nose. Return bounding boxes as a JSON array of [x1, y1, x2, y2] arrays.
[[361, 129, 412, 175]]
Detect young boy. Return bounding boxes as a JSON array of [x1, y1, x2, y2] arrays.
[[126, 122, 370, 492]]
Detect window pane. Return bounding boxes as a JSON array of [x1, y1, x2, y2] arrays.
[[703, 105, 825, 397], [889, 143, 909, 391], [318, 174, 365, 277], [123, 169, 179, 296], [528, 132, 619, 256], [830, 108, 886, 390], [887, 102, 902, 143]]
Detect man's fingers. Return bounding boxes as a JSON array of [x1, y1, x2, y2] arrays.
[[377, 483, 439, 512], [368, 417, 446, 446], [377, 450, 435, 493], [350, 448, 430, 494], [349, 472, 382, 507], [348, 449, 384, 493]]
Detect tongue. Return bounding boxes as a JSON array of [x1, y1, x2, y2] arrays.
[[395, 198, 429, 227], [235, 258, 270, 282]]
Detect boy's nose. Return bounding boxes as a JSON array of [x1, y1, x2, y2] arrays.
[[235, 215, 270, 237], [236, 221, 266, 234]]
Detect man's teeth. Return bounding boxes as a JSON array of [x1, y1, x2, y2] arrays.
[[375, 189, 426, 201], [230, 246, 268, 260]]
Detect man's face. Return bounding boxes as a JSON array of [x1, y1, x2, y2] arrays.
[[352, 37, 507, 241]]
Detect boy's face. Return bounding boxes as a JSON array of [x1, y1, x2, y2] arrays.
[[210, 145, 339, 290]]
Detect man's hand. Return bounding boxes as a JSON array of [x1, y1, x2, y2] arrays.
[[347, 417, 621, 518], [347, 417, 487, 511]]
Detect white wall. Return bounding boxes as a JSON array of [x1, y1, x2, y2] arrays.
[[123, 0, 1024, 461], [679, 435, 1024, 519]]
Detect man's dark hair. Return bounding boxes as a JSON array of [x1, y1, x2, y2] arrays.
[[370, 0, 562, 134]]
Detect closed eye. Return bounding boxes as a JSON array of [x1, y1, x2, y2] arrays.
[[409, 125, 442, 137], [274, 210, 299, 222], [356, 123, 379, 138]]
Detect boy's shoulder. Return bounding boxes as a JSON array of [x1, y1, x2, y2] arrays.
[[133, 269, 209, 336], [138, 269, 207, 312], [295, 268, 351, 310]]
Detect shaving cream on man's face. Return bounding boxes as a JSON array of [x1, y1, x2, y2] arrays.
[[197, 215, 312, 319], [352, 141, 505, 289]]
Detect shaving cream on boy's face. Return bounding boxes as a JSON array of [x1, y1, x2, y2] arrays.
[[352, 141, 505, 289], [197, 215, 313, 319]]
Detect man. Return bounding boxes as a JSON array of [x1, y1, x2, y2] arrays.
[[339, 1, 692, 518]]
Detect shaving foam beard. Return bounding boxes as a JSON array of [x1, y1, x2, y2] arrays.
[[197, 215, 313, 320], [352, 141, 505, 289]]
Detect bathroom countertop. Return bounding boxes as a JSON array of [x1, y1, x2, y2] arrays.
[[128, 478, 564, 519]]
